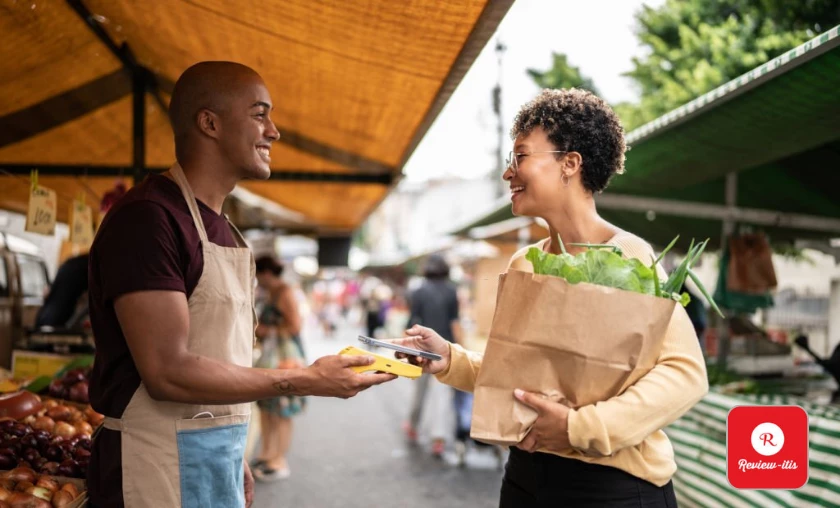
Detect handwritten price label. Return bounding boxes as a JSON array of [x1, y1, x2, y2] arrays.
[[25, 186, 57, 235], [70, 200, 94, 246]]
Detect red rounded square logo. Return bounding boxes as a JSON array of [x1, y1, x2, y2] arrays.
[[727, 405, 809, 489]]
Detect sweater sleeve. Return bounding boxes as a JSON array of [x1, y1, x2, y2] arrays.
[[434, 241, 540, 391], [566, 234, 709, 456]]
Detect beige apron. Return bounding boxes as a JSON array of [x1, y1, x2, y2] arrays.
[[102, 164, 256, 508]]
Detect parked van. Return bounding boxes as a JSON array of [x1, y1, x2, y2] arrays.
[[0, 233, 50, 368]]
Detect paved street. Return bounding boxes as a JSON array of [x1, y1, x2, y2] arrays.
[[252, 322, 505, 508]]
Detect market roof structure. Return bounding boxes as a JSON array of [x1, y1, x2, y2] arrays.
[[0, 0, 513, 233], [454, 24, 840, 250]]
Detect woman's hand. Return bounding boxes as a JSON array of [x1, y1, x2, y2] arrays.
[[391, 325, 451, 375], [514, 389, 572, 453]]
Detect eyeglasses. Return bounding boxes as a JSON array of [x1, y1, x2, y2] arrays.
[[506, 150, 567, 175]]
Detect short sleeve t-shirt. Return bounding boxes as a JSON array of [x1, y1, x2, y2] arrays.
[[408, 280, 460, 342], [86, 173, 236, 507]]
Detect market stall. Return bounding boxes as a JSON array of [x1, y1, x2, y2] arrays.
[[0, 1, 514, 503]]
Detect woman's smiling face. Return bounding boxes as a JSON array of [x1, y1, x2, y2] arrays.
[[503, 126, 569, 218]]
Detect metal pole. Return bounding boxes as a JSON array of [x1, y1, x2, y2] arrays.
[[132, 68, 146, 184], [492, 39, 506, 198], [717, 172, 738, 368]]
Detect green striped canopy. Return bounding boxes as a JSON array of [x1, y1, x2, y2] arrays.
[[669, 391, 840, 507]]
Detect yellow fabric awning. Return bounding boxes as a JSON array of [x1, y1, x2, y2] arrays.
[[0, 0, 512, 231]]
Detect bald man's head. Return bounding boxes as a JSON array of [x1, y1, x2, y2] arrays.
[[169, 61, 262, 140], [168, 61, 279, 180]]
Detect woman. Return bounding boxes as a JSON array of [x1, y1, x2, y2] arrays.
[[252, 256, 306, 481], [395, 89, 707, 507]]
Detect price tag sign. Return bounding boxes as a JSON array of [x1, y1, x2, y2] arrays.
[[25, 184, 57, 236], [70, 200, 94, 246]]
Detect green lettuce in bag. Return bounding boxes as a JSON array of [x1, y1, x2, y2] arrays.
[[526, 235, 723, 316]]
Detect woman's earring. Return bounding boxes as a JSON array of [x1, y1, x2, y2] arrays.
[[561, 173, 570, 187]]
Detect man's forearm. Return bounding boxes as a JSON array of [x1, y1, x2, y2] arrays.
[[148, 352, 312, 404]]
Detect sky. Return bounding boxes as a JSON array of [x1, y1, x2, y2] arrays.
[[403, 0, 666, 183]]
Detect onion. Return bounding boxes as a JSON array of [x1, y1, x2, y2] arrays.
[[0, 393, 42, 422], [74, 422, 93, 437], [44, 407, 71, 423], [37, 463, 58, 476], [0, 500, 8, 508], [0, 455, 16, 471], [56, 461, 77, 479], [23, 486, 50, 502], [30, 418, 53, 435], [49, 490, 73, 507], [75, 436, 90, 451], [58, 483, 77, 499], [61, 370, 86, 387], [42, 446, 62, 463], [6, 468, 35, 484], [12, 481, 32, 493], [19, 435, 36, 450], [8, 492, 50, 508], [52, 423, 75, 441], [0, 487, 10, 501], [33, 477, 56, 494], [68, 383, 89, 404], [20, 449, 39, 465], [71, 448, 89, 461], [41, 401, 57, 411]]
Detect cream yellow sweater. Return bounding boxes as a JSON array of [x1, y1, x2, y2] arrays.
[[436, 231, 708, 486]]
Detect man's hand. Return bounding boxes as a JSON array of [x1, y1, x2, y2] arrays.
[[391, 325, 451, 375], [244, 462, 254, 508], [299, 354, 396, 398], [514, 389, 572, 453]]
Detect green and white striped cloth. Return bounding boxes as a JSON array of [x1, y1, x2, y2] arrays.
[[667, 391, 840, 507]]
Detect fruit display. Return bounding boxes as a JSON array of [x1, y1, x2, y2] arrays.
[[0, 467, 83, 507], [46, 370, 90, 405]]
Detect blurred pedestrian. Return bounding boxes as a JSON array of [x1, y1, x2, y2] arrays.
[[253, 256, 306, 481], [403, 254, 462, 457]]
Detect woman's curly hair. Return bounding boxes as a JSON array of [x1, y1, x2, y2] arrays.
[[511, 88, 626, 193]]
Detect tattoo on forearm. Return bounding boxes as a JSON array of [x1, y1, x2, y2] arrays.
[[273, 381, 296, 394]]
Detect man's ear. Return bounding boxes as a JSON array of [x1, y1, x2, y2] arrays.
[[563, 151, 583, 177], [197, 108, 221, 139]]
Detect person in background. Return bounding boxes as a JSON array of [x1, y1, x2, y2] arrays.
[[403, 254, 462, 457], [252, 256, 306, 481], [35, 253, 89, 330], [364, 297, 382, 338]]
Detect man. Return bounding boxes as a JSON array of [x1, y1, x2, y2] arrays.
[[87, 61, 395, 508]]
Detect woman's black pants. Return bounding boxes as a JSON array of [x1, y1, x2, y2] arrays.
[[500, 448, 678, 507]]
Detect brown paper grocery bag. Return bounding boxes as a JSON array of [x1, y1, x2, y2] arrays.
[[726, 233, 777, 294], [470, 269, 676, 446]]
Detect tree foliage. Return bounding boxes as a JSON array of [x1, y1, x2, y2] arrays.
[[528, 0, 840, 131]]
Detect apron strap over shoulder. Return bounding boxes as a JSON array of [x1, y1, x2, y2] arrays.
[[170, 163, 209, 244]]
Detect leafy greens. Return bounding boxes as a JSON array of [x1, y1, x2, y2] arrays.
[[526, 234, 723, 316]]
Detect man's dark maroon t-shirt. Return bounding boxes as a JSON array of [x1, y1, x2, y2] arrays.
[[87, 173, 236, 507]]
